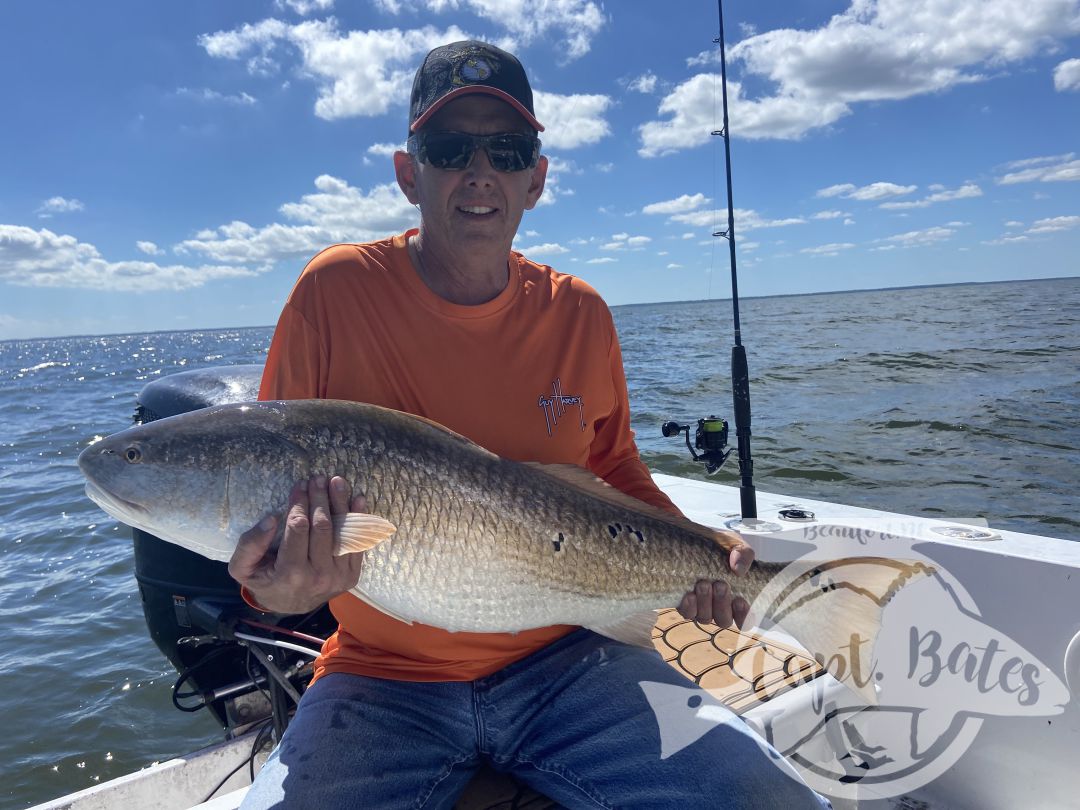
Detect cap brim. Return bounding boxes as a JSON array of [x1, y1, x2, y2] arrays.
[[410, 86, 545, 133]]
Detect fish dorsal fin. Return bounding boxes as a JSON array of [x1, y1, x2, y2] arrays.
[[332, 512, 397, 554], [521, 462, 742, 553], [402, 411, 501, 461]]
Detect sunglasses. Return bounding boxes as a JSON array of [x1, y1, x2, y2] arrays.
[[407, 131, 541, 173]]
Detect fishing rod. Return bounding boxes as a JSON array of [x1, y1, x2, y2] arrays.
[[663, 0, 757, 519]]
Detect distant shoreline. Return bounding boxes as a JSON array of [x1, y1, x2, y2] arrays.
[[5, 275, 1077, 344]]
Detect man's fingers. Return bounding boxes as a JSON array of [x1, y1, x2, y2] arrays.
[[732, 596, 750, 629], [329, 475, 350, 515], [710, 580, 733, 628], [229, 514, 277, 582], [677, 591, 696, 621], [277, 480, 311, 569], [694, 580, 714, 624], [728, 544, 755, 576], [306, 475, 334, 562]]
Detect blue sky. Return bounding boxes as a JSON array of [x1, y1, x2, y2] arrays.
[[2, 0, 1078, 339]]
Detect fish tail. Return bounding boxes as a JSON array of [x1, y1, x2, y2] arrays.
[[756, 557, 935, 704]]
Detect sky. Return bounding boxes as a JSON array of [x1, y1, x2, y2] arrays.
[[2, 0, 1078, 340]]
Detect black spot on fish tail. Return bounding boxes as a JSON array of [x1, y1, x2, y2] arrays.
[[608, 525, 617, 538], [553, 532, 564, 553], [634, 530, 644, 543]]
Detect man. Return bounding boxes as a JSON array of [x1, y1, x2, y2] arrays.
[[233, 40, 828, 809]]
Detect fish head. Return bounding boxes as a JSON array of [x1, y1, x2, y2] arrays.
[[78, 403, 305, 561]]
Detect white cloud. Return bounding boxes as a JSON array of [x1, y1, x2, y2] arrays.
[[275, 0, 334, 15], [517, 242, 569, 256], [36, 197, 84, 218], [533, 91, 612, 149], [176, 175, 418, 264], [645, 0, 1080, 147], [817, 183, 855, 198], [681, 232, 695, 239], [599, 233, 651, 251], [176, 87, 257, 105], [642, 193, 710, 216], [817, 181, 917, 201], [638, 73, 849, 155], [594, 162, 614, 173], [0, 225, 256, 291], [670, 207, 806, 232], [136, 241, 164, 256], [369, 0, 606, 61], [666, 263, 682, 269], [883, 224, 959, 246], [801, 242, 856, 256], [879, 183, 982, 209], [200, 20, 471, 118], [627, 71, 658, 93], [984, 235, 1031, 245], [367, 141, 404, 157], [996, 154, 1080, 184], [812, 210, 847, 220], [1053, 58, 1080, 91], [1028, 215, 1080, 233], [587, 256, 617, 264]]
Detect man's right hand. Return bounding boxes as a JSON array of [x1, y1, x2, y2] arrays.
[[229, 475, 367, 615]]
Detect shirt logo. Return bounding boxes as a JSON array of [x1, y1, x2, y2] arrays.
[[538, 378, 585, 437]]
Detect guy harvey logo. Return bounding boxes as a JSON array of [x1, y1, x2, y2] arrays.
[[538, 378, 585, 437]]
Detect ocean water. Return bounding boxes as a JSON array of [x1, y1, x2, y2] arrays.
[[3, 277, 1078, 808]]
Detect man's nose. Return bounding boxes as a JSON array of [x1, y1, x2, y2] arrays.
[[464, 147, 498, 185]]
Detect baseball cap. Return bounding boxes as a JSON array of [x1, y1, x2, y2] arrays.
[[409, 40, 545, 133]]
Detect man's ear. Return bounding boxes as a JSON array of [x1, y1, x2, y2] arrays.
[[394, 151, 419, 204], [524, 155, 548, 211]]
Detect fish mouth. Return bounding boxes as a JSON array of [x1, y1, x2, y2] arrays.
[[84, 479, 148, 521]]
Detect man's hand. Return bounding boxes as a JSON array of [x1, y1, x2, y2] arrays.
[[229, 475, 367, 615], [677, 544, 755, 629]]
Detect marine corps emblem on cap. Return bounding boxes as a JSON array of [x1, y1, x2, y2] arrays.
[[409, 40, 545, 133]]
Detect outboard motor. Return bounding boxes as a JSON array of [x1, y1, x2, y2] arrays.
[[131, 366, 335, 732]]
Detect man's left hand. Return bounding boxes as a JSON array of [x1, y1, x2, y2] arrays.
[[677, 544, 754, 629]]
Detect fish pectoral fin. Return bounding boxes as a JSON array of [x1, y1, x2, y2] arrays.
[[586, 610, 662, 648], [332, 512, 397, 554]]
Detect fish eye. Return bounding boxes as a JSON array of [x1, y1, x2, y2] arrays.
[[124, 446, 142, 463]]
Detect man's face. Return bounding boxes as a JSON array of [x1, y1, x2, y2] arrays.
[[395, 95, 547, 258]]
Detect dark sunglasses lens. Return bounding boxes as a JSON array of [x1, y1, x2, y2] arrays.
[[421, 133, 475, 170], [484, 134, 537, 171]]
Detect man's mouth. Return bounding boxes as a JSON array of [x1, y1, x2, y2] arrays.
[[458, 205, 497, 216]]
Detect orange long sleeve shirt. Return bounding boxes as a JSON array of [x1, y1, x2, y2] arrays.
[[259, 230, 678, 682]]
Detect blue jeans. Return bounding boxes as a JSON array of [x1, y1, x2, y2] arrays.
[[241, 629, 830, 809]]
